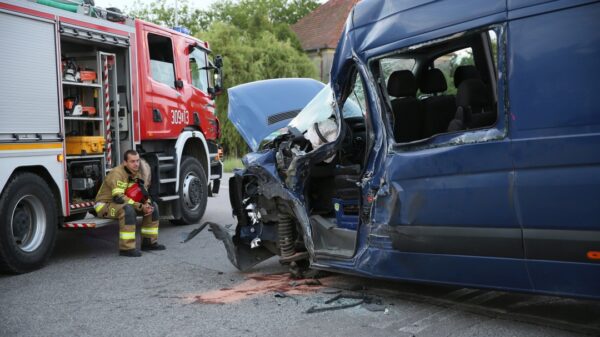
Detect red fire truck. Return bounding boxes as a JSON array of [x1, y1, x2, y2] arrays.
[[0, 0, 224, 273]]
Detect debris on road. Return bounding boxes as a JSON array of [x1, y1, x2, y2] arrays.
[[274, 291, 299, 304], [180, 222, 211, 243]]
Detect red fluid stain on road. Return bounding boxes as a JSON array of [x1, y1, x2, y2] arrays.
[[191, 273, 334, 304]]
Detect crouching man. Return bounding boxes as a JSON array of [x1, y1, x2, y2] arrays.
[[94, 150, 166, 257]]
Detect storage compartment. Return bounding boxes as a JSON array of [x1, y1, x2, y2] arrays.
[[67, 159, 103, 203], [66, 136, 105, 155]]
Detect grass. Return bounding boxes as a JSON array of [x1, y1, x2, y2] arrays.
[[223, 157, 243, 173]]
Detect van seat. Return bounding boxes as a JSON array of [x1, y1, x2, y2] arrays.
[[453, 65, 481, 89], [448, 78, 496, 131], [419, 68, 456, 137], [387, 70, 423, 142]]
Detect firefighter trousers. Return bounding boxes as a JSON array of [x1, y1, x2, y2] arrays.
[[96, 201, 160, 251]]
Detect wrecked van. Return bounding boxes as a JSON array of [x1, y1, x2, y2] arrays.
[[212, 0, 600, 299]]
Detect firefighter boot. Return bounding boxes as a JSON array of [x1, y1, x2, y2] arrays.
[[141, 221, 165, 251], [141, 204, 165, 251], [118, 205, 141, 257], [141, 237, 166, 251], [119, 223, 141, 257]]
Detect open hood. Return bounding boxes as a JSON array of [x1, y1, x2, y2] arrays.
[[227, 78, 325, 151]]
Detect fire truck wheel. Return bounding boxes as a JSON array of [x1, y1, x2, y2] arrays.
[[0, 173, 57, 274], [171, 156, 208, 226]]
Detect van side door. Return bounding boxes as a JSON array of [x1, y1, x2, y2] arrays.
[[373, 27, 530, 290]]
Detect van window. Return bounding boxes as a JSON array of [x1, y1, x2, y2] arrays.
[[376, 28, 499, 144], [148, 33, 175, 88], [189, 47, 209, 92], [434, 47, 474, 95], [381, 58, 415, 83]]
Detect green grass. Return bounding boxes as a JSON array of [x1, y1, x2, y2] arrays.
[[223, 157, 243, 173]]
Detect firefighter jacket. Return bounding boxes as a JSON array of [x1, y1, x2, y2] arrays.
[[95, 164, 148, 211]]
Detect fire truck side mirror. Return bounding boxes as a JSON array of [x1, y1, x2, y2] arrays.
[[214, 55, 223, 96], [214, 55, 223, 69]]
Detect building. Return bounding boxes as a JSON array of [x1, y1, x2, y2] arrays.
[[291, 0, 358, 83]]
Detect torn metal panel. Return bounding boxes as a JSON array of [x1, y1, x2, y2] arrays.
[[209, 222, 275, 271]]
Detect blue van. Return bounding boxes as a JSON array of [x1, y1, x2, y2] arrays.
[[214, 0, 600, 299]]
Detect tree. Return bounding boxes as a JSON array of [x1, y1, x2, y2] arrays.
[[127, 0, 206, 34], [125, 0, 320, 156], [204, 22, 318, 156]]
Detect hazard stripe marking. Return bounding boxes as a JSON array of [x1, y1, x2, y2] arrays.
[[62, 223, 97, 228]]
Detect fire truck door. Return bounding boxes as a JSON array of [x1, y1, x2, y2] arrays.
[[186, 45, 215, 135], [145, 32, 185, 139]]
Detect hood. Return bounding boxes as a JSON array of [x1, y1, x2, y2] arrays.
[[228, 78, 325, 151]]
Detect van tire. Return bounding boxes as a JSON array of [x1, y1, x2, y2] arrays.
[[171, 156, 208, 226], [0, 173, 57, 274]]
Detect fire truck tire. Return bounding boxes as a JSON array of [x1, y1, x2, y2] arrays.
[[171, 156, 208, 226], [0, 173, 57, 274]]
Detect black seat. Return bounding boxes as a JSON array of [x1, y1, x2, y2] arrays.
[[453, 65, 481, 89], [448, 78, 496, 131], [419, 68, 456, 137], [387, 70, 423, 142]]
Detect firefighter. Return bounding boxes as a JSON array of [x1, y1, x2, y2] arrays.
[[94, 149, 166, 257]]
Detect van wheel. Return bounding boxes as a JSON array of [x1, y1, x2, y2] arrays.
[[0, 173, 57, 274], [171, 156, 208, 226]]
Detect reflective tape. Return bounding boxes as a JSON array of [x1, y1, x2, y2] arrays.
[[116, 181, 128, 188], [119, 232, 135, 240], [94, 202, 105, 213], [127, 199, 135, 205], [112, 188, 125, 196], [141, 227, 158, 235]]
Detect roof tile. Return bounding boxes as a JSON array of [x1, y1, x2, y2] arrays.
[[291, 0, 359, 51]]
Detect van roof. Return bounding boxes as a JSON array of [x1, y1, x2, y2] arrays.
[[331, 0, 507, 88]]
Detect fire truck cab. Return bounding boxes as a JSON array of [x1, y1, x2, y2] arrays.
[[0, 0, 224, 273]]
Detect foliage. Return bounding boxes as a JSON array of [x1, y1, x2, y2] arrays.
[[223, 156, 244, 173], [205, 22, 318, 156], [125, 0, 321, 157], [126, 0, 319, 38], [127, 0, 206, 34]]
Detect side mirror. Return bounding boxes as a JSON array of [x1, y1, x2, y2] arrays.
[[214, 68, 223, 94], [207, 55, 224, 99], [214, 55, 223, 69]]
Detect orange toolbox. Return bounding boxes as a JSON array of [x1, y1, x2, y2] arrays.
[[66, 136, 105, 155]]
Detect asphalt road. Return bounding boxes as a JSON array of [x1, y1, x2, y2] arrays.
[[1, 173, 599, 337]]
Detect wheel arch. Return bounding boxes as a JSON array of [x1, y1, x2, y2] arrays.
[[1, 166, 63, 220], [174, 131, 211, 193]]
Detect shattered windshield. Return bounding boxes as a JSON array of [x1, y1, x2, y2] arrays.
[[263, 84, 361, 146]]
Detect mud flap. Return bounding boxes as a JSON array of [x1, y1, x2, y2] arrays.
[[208, 222, 274, 271]]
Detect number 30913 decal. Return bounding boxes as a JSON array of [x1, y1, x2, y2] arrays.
[[170, 109, 189, 125]]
